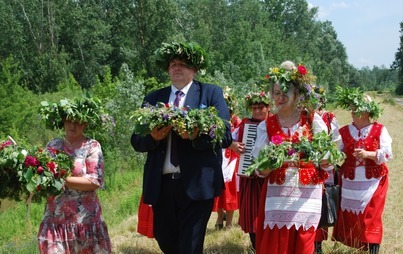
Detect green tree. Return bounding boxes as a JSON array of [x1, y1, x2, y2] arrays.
[[393, 22, 403, 95]]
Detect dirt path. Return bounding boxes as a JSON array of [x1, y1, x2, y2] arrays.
[[395, 97, 403, 106]]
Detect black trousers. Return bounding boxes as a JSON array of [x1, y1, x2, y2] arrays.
[[153, 174, 214, 254]]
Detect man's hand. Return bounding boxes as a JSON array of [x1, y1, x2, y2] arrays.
[[151, 126, 172, 141], [179, 128, 199, 140]]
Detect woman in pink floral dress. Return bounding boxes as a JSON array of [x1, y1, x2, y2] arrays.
[[37, 97, 112, 254]]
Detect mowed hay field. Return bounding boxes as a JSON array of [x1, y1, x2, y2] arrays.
[[110, 93, 403, 254]]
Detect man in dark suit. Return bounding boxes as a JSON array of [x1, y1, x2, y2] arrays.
[[131, 42, 232, 254]]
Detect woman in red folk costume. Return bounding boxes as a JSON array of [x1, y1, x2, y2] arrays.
[[332, 87, 392, 254], [252, 61, 331, 254], [233, 91, 270, 250], [213, 86, 241, 230], [313, 86, 342, 254]]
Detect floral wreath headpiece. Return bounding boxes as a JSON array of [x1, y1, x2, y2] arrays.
[[265, 63, 320, 112], [265, 64, 316, 93], [334, 86, 382, 119], [245, 91, 270, 108], [312, 84, 327, 109], [39, 95, 112, 131], [155, 42, 208, 71], [223, 86, 238, 113]]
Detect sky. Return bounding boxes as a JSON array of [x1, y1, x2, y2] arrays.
[[307, 0, 402, 69]]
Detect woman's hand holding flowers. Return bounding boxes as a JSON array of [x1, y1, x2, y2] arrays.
[[257, 168, 272, 176]]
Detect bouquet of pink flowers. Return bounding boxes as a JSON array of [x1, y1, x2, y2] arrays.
[[20, 147, 73, 198], [131, 103, 227, 146]]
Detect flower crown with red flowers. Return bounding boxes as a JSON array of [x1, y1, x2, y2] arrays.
[[265, 64, 316, 93], [245, 91, 271, 108]]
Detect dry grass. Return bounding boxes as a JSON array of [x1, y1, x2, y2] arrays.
[[110, 94, 403, 254]]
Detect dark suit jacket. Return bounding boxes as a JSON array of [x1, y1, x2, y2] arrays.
[[131, 80, 232, 205]]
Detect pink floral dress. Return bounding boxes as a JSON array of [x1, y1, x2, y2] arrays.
[[38, 138, 111, 254]]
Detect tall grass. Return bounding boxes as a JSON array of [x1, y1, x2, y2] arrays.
[[1, 93, 402, 254]]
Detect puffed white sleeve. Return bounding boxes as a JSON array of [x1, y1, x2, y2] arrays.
[[312, 112, 328, 134], [330, 116, 343, 149], [376, 126, 393, 164], [251, 121, 269, 158], [232, 126, 240, 141]]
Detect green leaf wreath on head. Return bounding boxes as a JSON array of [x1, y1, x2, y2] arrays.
[[38, 94, 114, 132], [244, 91, 271, 108], [154, 41, 208, 71], [334, 86, 382, 119]]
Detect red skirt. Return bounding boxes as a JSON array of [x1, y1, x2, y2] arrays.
[[315, 228, 329, 241], [137, 195, 154, 238], [213, 168, 238, 211], [332, 176, 388, 249], [237, 176, 265, 233], [257, 224, 316, 254]]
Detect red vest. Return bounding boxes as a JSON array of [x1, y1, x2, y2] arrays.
[[339, 122, 388, 180], [264, 113, 328, 185]]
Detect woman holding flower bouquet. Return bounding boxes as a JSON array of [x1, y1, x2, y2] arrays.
[[37, 96, 111, 254], [332, 87, 393, 254], [131, 42, 232, 254], [313, 86, 342, 254], [231, 91, 270, 250], [252, 61, 335, 254]]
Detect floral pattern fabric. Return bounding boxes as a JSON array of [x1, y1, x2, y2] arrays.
[[38, 138, 111, 254]]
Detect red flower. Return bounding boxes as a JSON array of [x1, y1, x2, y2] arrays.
[[297, 65, 307, 75], [47, 161, 57, 175], [292, 134, 300, 143], [60, 169, 67, 177], [1, 140, 12, 149], [47, 147, 58, 155], [271, 135, 284, 145], [265, 74, 270, 80], [37, 166, 44, 174], [24, 155, 40, 167]]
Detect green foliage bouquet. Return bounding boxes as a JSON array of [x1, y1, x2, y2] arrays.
[[19, 147, 73, 198], [131, 103, 227, 146], [0, 137, 28, 200], [172, 104, 227, 146], [244, 128, 345, 177], [244, 136, 296, 176], [131, 102, 178, 135]]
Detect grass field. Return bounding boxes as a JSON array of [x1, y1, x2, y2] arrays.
[[1, 92, 402, 254]]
